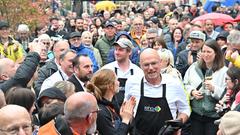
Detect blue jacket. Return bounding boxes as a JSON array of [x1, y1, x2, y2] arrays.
[[166, 39, 185, 62], [71, 44, 99, 72]]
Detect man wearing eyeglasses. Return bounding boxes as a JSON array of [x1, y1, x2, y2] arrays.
[[146, 28, 158, 48], [125, 48, 190, 135], [0, 105, 32, 135], [129, 17, 146, 47], [38, 92, 98, 135], [225, 30, 240, 68], [0, 20, 24, 63]]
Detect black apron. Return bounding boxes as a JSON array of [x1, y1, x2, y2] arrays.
[[114, 67, 133, 107], [134, 78, 173, 135]]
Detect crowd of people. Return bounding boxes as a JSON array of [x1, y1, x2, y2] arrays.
[[1, 1, 240, 135]]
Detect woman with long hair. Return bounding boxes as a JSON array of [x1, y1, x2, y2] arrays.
[[167, 27, 185, 61], [216, 66, 240, 114], [184, 39, 228, 135], [87, 69, 135, 135], [6, 87, 36, 114]]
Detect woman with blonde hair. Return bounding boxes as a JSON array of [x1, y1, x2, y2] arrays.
[[53, 81, 75, 98], [81, 31, 102, 67], [158, 48, 182, 80], [87, 69, 136, 135], [140, 34, 148, 49]]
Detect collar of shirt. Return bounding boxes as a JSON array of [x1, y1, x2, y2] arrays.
[[70, 127, 80, 135], [143, 73, 167, 87], [59, 68, 69, 80], [209, 30, 218, 38], [74, 73, 86, 91], [54, 58, 61, 69], [113, 60, 133, 73]]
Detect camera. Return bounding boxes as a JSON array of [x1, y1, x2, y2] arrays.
[[216, 103, 230, 116], [191, 50, 198, 55]]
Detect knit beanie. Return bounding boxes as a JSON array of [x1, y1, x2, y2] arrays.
[[219, 111, 240, 135], [37, 87, 67, 108]]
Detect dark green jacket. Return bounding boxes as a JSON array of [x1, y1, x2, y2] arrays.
[[95, 35, 115, 65]]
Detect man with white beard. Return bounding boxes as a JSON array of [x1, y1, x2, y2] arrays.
[[38, 92, 98, 135]]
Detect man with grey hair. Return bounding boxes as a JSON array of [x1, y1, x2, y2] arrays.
[[0, 105, 32, 135], [129, 17, 146, 47], [146, 28, 158, 48], [16, 24, 33, 52], [38, 92, 98, 135], [34, 40, 69, 96], [40, 49, 77, 92], [225, 30, 240, 68], [125, 48, 190, 135]]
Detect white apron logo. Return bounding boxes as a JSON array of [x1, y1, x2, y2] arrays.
[[144, 106, 161, 112]]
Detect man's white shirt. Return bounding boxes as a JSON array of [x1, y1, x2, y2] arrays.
[[125, 73, 191, 119], [101, 60, 144, 78], [40, 68, 69, 93]]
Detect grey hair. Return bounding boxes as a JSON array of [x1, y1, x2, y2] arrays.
[[147, 28, 158, 34], [59, 49, 76, 60], [54, 81, 75, 96], [17, 24, 29, 32], [227, 30, 240, 45], [64, 100, 92, 120]]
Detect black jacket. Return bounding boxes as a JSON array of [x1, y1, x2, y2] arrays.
[[67, 74, 84, 92], [175, 49, 198, 78], [34, 59, 58, 96], [46, 28, 68, 39], [0, 52, 40, 93], [97, 98, 129, 135]]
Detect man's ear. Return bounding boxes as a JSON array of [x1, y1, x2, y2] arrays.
[[129, 49, 132, 56], [234, 79, 239, 85], [73, 66, 79, 73], [86, 113, 93, 123], [107, 83, 114, 92], [59, 59, 63, 66]]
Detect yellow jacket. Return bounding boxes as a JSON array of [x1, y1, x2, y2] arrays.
[[0, 39, 24, 62], [130, 29, 146, 46], [226, 55, 240, 68]]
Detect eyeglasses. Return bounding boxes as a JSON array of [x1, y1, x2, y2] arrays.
[[0, 123, 32, 135], [147, 37, 155, 41], [85, 107, 101, 119], [42, 42, 50, 46], [142, 61, 159, 68], [225, 77, 232, 81], [133, 23, 143, 26], [0, 27, 9, 31], [91, 107, 101, 114]]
